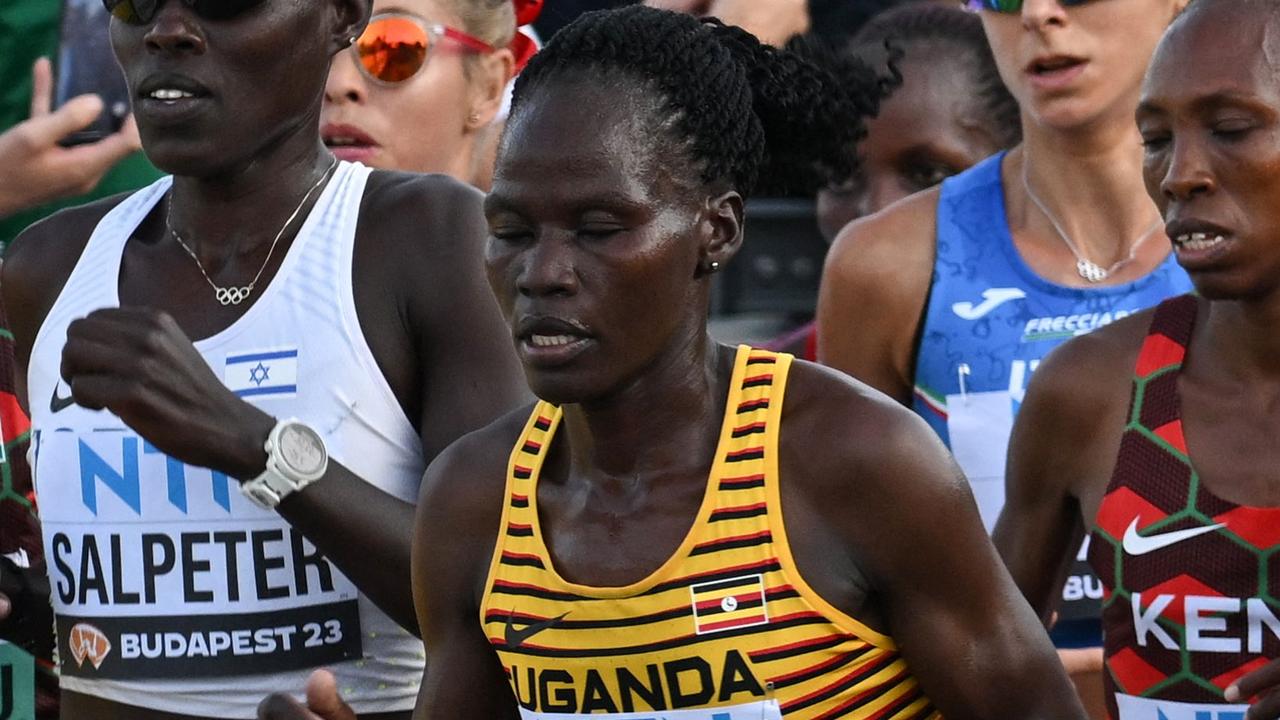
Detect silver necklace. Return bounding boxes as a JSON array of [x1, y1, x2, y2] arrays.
[[167, 157, 338, 306], [1021, 160, 1161, 283]]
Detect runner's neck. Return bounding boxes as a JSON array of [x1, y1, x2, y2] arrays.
[[559, 336, 734, 483], [1008, 136, 1162, 270]]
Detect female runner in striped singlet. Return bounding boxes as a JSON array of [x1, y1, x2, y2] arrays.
[[998, 1, 1280, 717], [263, 6, 1088, 720]]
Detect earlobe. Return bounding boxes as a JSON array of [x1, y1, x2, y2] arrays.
[[330, 0, 372, 56], [467, 50, 518, 131], [699, 191, 745, 274]]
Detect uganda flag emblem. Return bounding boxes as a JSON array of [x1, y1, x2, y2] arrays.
[[691, 574, 768, 635]]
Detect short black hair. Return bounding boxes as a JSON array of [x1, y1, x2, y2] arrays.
[[511, 5, 893, 197], [850, 4, 1021, 149]]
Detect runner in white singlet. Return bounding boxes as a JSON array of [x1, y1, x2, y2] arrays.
[[3, 1, 527, 718]]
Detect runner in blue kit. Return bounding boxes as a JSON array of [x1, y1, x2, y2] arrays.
[[910, 151, 1190, 523], [817, 0, 1192, 716]]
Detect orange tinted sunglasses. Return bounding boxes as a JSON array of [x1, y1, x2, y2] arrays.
[[353, 13, 496, 85]]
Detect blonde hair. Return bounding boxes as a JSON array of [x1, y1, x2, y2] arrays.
[[446, 0, 517, 48]]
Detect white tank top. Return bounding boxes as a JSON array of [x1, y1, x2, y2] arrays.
[[28, 162, 426, 718]]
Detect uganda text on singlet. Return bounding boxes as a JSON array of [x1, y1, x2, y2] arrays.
[[480, 346, 940, 719], [28, 162, 426, 718], [1089, 295, 1280, 719]]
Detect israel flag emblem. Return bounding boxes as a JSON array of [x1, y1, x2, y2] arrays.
[[224, 348, 299, 399]]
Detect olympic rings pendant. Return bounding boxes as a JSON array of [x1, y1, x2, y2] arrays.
[[1076, 259, 1109, 283], [215, 286, 254, 306]]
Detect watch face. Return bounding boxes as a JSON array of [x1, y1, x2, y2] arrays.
[[279, 424, 326, 476]]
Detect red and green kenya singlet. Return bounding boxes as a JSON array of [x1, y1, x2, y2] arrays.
[[1088, 295, 1280, 719], [480, 346, 939, 720]]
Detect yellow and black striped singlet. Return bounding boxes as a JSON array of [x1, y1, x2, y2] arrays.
[[479, 346, 939, 719]]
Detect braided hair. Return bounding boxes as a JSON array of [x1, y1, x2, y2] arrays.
[[511, 5, 893, 197], [851, 4, 1021, 148]]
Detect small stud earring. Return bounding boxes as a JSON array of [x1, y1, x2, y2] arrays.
[[707, 261, 721, 273]]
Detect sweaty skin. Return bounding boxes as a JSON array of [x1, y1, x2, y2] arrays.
[[996, 3, 1280, 717], [260, 72, 1089, 720], [2, 1, 527, 719]]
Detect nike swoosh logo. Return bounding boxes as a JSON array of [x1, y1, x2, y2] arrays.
[[50, 383, 75, 413], [1122, 518, 1225, 556], [952, 288, 1028, 320], [504, 611, 569, 649]]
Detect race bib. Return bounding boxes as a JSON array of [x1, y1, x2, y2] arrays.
[[518, 700, 783, 720], [1115, 694, 1249, 719], [35, 428, 362, 680], [946, 390, 1101, 622], [945, 389, 1012, 533]]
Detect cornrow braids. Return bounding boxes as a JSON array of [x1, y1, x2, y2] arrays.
[[511, 5, 893, 197], [850, 4, 1021, 148]]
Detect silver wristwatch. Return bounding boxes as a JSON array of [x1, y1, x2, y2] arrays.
[[240, 418, 328, 510]]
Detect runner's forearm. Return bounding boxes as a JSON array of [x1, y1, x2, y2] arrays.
[[275, 466, 420, 635]]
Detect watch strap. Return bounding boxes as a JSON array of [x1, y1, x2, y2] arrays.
[[240, 418, 327, 510]]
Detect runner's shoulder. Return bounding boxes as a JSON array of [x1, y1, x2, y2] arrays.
[[1008, 304, 1167, 500], [779, 359, 961, 503], [825, 186, 939, 287], [821, 188, 938, 335], [358, 170, 489, 308], [1027, 303, 1167, 423], [5, 193, 129, 286], [361, 169, 485, 254], [418, 403, 540, 534], [3, 193, 132, 344]]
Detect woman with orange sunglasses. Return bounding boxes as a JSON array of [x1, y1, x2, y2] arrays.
[[322, 0, 539, 188]]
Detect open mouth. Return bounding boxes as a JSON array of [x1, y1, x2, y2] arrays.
[[146, 89, 203, 101], [137, 87, 212, 107], [137, 74, 211, 103], [528, 334, 586, 348], [1033, 57, 1083, 73], [1172, 232, 1227, 251], [322, 124, 379, 161], [1026, 55, 1087, 80], [520, 333, 593, 366], [1166, 219, 1235, 264], [323, 135, 374, 148], [516, 317, 594, 364]]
